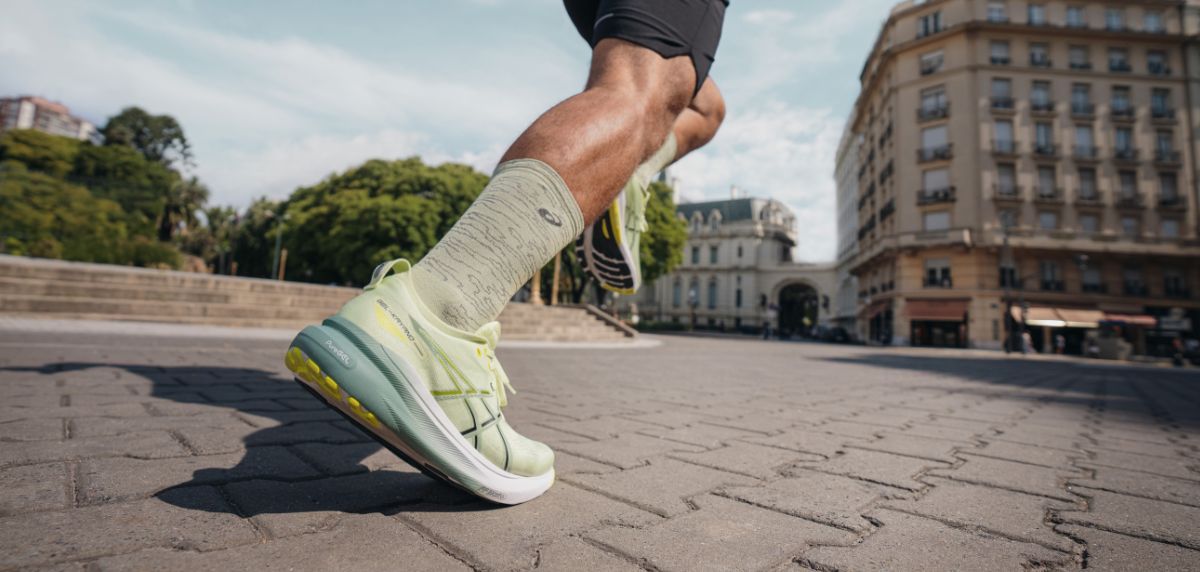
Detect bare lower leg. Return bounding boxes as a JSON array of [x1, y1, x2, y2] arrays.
[[671, 78, 726, 160], [500, 39, 696, 223]]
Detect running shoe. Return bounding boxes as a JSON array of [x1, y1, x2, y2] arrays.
[[284, 259, 554, 504], [576, 173, 648, 295]]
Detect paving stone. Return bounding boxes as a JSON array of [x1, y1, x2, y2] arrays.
[[557, 433, 704, 469], [401, 482, 657, 571], [0, 418, 64, 441], [173, 423, 362, 455], [811, 420, 888, 440], [721, 469, 890, 532], [588, 494, 854, 572], [538, 416, 665, 441], [1058, 487, 1200, 549], [638, 421, 763, 448], [971, 438, 1086, 468], [234, 409, 342, 428], [899, 422, 988, 443], [883, 477, 1077, 552], [1087, 436, 1192, 460], [0, 432, 188, 468], [849, 431, 975, 463], [0, 462, 68, 515], [616, 409, 728, 429], [79, 446, 320, 503], [94, 514, 470, 572], [289, 442, 406, 476], [69, 414, 239, 438], [567, 457, 756, 517], [533, 537, 642, 572], [740, 430, 865, 458], [802, 448, 949, 491], [671, 442, 821, 479], [929, 453, 1081, 501], [0, 486, 258, 569], [1081, 449, 1200, 480], [1067, 466, 1200, 507], [0, 403, 149, 422], [1054, 524, 1200, 572], [803, 508, 1071, 571]]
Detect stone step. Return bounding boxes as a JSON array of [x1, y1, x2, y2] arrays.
[[0, 277, 351, 311]]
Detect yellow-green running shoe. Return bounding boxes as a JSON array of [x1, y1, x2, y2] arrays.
[[576, 171, 649, 295], [284, 259, 554, 504]]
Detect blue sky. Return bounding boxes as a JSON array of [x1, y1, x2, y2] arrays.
[[1, 0, 894, 261]]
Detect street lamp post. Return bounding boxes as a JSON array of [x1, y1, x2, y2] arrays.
[[688, 286, 699, 331], [269, 212, 291, 281]]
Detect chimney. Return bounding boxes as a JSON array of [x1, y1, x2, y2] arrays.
[[730, 185, 741, 199]]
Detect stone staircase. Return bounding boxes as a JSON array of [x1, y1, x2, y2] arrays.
[[0, 255, 634, 342]]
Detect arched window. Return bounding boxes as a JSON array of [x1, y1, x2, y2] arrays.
[[672, 279, 682, 308], [707, 278, 718, 309]]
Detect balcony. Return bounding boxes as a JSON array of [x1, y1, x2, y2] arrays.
[[1113, 148, 1139, 163], [1109, 61, 1132, 73], [1073, 145, 1099, 161], [1111, 107, 1135, 122], [993, 184, 1022, 201], [991, 96, 1015, 112], [1082, 283, 1108, 294], [920, 61, 942, 76], [1124, 283, 1149, 297], [1165, 288, 1191, 299], [1071, 102, 1095, 117], [1069, 61, 1092, 70], [1149, 62, 1172, 76], [924, 277, 954, 289], [1030, 101, 1056, 115], [1030, 55, 1052, 68], [1159, 195, 1186, 210], [1116, 194, 1143, 208], [917, 104, 950, 122], [917, 144, 953, 163], [990, 56, 1011, 65], [917, 187, 956, 205], [879, 199, 896, 220], [1033, 143, 1057, 157], [1041, 280, 1065, 292], [1076, 192, 1101, 204], [1034, 187, 1063, 203], [1155, 150, 1181, 165], [992, 139, 1017, 156], [1152, 108, 1177, 123]]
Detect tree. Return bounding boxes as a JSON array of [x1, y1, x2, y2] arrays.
[[282, 157, 487, 285], [227, 197, 281, 278], [0, 129, 80, 178], [101, 107, 193, 168], [157, 176, 209, 242], [638, 181, 687, 284], [71, 143, 177, 236]]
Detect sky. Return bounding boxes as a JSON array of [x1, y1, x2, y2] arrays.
[[1, 0, 895, 261]]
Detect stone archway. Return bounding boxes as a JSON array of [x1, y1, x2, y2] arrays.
[[778, 282, 819, 338]]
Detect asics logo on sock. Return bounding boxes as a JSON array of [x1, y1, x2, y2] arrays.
[[537, 208, 563, 227], [322, 339, 355, 368]]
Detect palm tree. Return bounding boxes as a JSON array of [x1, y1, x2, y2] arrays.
[[157, 176, 209, 242]]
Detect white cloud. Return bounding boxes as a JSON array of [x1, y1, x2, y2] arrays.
[[671, 102, 842, 263]]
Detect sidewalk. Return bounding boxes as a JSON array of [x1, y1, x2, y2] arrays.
[[1, 320, 1198, 570]]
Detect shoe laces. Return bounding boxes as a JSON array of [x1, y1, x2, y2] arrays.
[[476, 321, 515, 408]]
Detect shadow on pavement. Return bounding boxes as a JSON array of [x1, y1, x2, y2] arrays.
[[821, 353, 1200, 429], [4, 362, 491, 517]]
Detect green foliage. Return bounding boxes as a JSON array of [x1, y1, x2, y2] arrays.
[[0, 130, 81, 178], [158, 176, 210, 242], [281, 158, 486, 285], [638, 181, 687, 284], [227, 198, 281, 278], [101, 107, 193, 168], [71, 143, 178, 235]]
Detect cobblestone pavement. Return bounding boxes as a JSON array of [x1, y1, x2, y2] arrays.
[[1, 325, 1199, 571]]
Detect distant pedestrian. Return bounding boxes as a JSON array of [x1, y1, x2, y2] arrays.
[[1054, 333, 1065, 355], [1172, 337, 1185, 367], [1021, 330, 1034, 354], [763, 303, 778, 340]]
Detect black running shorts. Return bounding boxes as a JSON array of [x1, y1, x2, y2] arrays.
[[563, 0, 727, 95]]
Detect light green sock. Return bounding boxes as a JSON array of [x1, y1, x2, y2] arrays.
[[411, 159, 584, 332], [636, 132, 678, 182]]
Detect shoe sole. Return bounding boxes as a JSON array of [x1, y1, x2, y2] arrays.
[[285, 318, 554, 505], [582, 195, 640, 295]]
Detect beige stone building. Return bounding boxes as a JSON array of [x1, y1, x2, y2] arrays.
[[847, 0, 1200, 354]]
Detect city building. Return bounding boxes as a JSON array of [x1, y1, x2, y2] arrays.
[[627, 194, 836, 336], [0, 96, 98, 142], [833, 111, 863, 336], [845, 0, 1199, 354]]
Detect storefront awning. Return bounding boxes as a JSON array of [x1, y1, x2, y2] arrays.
[[1054, 308, 1104, 329], [906, 299, 968, 321], [1010, 306, 1106, 329], [1102, 313, 1158, 328]]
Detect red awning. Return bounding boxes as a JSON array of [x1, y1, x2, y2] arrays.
[[1102, 313, 1158, 327], [907, 299, 968, 321]]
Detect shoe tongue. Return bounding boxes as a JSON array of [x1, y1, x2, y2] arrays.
[[474, 321, 502, 349]]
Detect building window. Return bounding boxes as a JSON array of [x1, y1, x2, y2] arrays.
[[924, 210, 951, 231], [1029, 43, 1050, 67], [691, 246, 699, 264], [987, 1, 1006, 22], [737, 244, 743, 258], [1160, 172, 1178, 202], [1000, 262, 1018, 288], [924, 258, 952, 288], [707, 279, 717, 309], [994, 120, 1014, 152], [1148, 50, 1169, 75], [1121, 215, 1139, 237], [999, 209, 1018, 229], [1074, 125, 1094, 156], [920, 50, 944, 75], [1161, 218, 1180, 238], [1164, 268, 1187, 298], [1031, 81, 1052, 108], [1041, 260, 1063, 291], [1079, 213, 1099, 234], [1115, 126, 1134, 156], [709, 217, 720, 232], [1144, 11, 1164, 33], [1156, 131, 1175, 157], [1082, 267, 1103, 292], [672, 280, 682, 308], [1066, 6, 1087, 28], [1108, 48, 1130, 72], [709, 245, 718, 264], [1037, 165, 1057, 197], [1071, 83, 1092, 113], [1112, 86, 1132, 115], [997, 163, 1017, 196], [923, 168, 950, 193], [918, 11, 942, 38], [920, 125, 948, 156], [990, 42, 1011, 66], [1038, 211, 1059, 230], [1078, 168, 1097, 199], [1034, 121, 1053, 151], [1152, 88, 1172, 116], [920, 86, 947, 116], [1105, 7, 1124, 31], [1028, 4, 1046, 25], [1123, 266, 1146, 296], [1068, 46, 1090, 69], [1118, 171, 1138, 201]]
